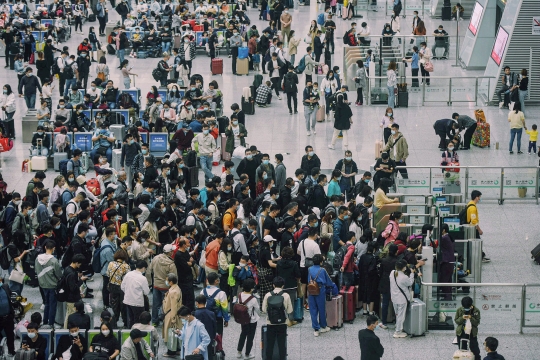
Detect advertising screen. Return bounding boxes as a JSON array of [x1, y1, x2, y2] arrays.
[[468, 2, 484, 36], [149, 133, 168, 155], [491, 27, 509, 66], [73, 132, 93, 152]]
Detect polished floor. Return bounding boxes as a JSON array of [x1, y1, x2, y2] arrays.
[[2, 0, 540, 359]]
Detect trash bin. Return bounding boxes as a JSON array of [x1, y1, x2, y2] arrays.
[[231, 145, 246, 180]]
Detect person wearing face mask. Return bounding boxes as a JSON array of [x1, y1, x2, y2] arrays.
[[30, 125, 50, 156], [382, 123, 408, 179], [441, 138, 459, 171], [35, 240, 62, 327], [20, 322, 48, 360], [334, 150, 358, 199], [131, 143, 158, 177], [120, 134, 141, 189], [89, 322, 120, 359], [418, 41, 432, 86], [160, 273, 182, 357], [55, 322, 88, 360], [225, 115, 247, 156], [190, 123, 217, 182], [327, 170, 343, 199], [18, 67, 42, 111], [0, 84, 16, 139], [105, 248, 131, 328]]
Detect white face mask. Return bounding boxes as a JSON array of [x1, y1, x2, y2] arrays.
[[102, 330, 110, 336], [70, 332, 79, 337]]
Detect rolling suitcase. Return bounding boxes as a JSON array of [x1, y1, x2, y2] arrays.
[[31, 156, 48, 171], [112, 148, 122, 170], [293, 297, 304, 322], [375, 139, 384, 159], [326, 294, 343, 329], [261, 324, 287, 360], [211, 58, 223, 75], [316, 105, 325, 122], [453, 339, 474, 359], [471, 121, 490, 148], [354, 285, 362, 310], [81, 152, 91, 170], [236, 58, 249, 75], [339, 286, 355, 323], [188, 166, 200, 188], [403, 298, 427, 336], [220, 134, 231, 161], [397, 91, 408, 108], [53, 152, 68, 171], [531, 243, 540, 264], [241, 96, 255, 115], [110, 124, 126, 143], [441, 5, 452, 20]]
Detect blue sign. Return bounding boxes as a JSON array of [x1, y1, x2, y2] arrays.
[[439, 206, 451, 218], [157, 90, 167, 101], [140, 132, 148, 143], [31, 31, 43, 42], [149, 133, 168, 154], [81, 110, 92, 121], [73, 132, 93, 152], [443, 218, 461, 232]]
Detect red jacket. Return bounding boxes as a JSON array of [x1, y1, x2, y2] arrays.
[[77, 43, 92, 54], [342, 242, 358, 272], [348, 33, 358, 46]]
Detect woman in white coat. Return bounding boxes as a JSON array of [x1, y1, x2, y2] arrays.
[[389, 259, 416, 338], [0, 84, 17, 139], [320, 70, 338, 121]]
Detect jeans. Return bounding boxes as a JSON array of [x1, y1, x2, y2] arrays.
[[529, 141, 536, 154], [290, 54, 296, 67], [393, 302, 407, 333], [304, 105, 317, 131], [496, 85, 510, 103], [161, 41, 171, 54], [117, 49, 125, 64], [387, 86, 395, 108], [64, 79, 77, 96], [98, 16, 107, 34], [126, 305, 145, 328], [237, 322, 257, 355], [43, 288, 57, 326], [107, 102, 116, 109], [286, 92, 297, 112], [324, 93, 332, 114], [151, 288, 167, 324], [199, 155, 214, 181], [265, 324, 287, 360], [308, 290, 327, 330], [509, 128, 522, 152], [31, 146, 49, 156], [24, 94, 36, 109], [519, 89, 528, 112], [123, 77, 131, 89], [9, 281, 23, 296], [381, 292, 391, 325], [90, 146, 112, 163], [331, 129, 349, 148]]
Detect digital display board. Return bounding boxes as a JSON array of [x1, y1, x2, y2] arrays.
[[491, 27, 509, 66], [468, 2, 484, 36]]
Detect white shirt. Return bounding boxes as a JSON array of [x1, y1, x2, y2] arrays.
[[121, 270, 150, 307], [237, 292, 260, 323], [297, 239, 321, 268]]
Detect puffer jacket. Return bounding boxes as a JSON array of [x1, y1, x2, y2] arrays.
[[0, 93, 16, 113]]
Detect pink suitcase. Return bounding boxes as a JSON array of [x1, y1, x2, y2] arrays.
[[326, 295, 343, 329], [220, 134, 231, 161], [375, 139, 383, 159], [340, 286, 355, 324]]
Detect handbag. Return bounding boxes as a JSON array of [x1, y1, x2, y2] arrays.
[[9, 265, 25, 284], [302, 241, 314, 268], [198, 250, 206, 267], [158, 306, 171, 322], [424, 61, 434, 72]]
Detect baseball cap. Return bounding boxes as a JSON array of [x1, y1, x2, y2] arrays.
[[163, 244, 175, 253], [130, 329, 148, 339], [263, 235, 276, 243], [101, 310, 112, 320]]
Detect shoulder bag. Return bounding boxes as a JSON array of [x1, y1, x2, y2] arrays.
[[302, 240, 314, 268], [394, 273, 410, 307]]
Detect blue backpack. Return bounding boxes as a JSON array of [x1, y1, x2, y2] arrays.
[[317, 13, 325, 25], [92, 245, 113, 273], [203, 288, 222, 316], [294, 55, 306, 74]]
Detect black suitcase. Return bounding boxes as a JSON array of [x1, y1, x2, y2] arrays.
[[242, 96, 255, 115], [441, 5, 451, 20], [261, 325, 287, 360], [532, 243, 540, 264], [88, 14, 96, 22], [188, 166, 199, 188], [217, 116, 229, 134], [107, 44, 116, 55], [397, 91, 408, 108]]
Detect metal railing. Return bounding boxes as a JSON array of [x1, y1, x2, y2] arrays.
[[422, 282, 540, 334], [391, 166, 539, 204], [384, 0, 427, 17]]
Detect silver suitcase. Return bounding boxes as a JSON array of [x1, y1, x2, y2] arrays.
[[403, 298, 427, 337], [110, 124, 126, 144], [53, 152, 68, 171], [81, 152, 91, 172], [112, 149, 122, 171]]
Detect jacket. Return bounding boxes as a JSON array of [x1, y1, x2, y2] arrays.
[[483, 352, 506, 360], [120, 337, 152, 360], [300, 154, 321, 175], [308, 183, 328, 210], [162, 284, 182, 342], [225, 124, 247, 153], [64, 265, 83, 303], [383, 132, 409, 162], [303, 53, 318, 75], [389, 270, 414, 305], [255, 84, 272, 104], [0, 93, 16, 113], [433, 118, 457, 138], [358, 328, 384, 360], [382, 220, 399, 244], [276, 258, 301, 289], [99, 238, 116, 276], [12, 212, 32, 245], [18, 74, 42, 96], [146, 253, 178, 290], [342, 241, 356, 272], [121, 270, 150, 307], [283, 72, 298, 94], [332, 218, 348, 253], [288, 36, 301, 55], [180, 318, 211, 360], [35, 253, 62, 289], [335, 158, 358, 191], [313, 36, 324, 55], [455, 305, 481, 337], [275, 163, 287, 190], [194, 308, 217, 342], [55, 334, 87, 360], [179, 41, 196, 61]]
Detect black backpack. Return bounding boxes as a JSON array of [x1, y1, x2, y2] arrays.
[[251, 192, 267, 216], [64, 63, 75, 80], [52, 57, 61, 75], [283, 73, 295, 93], [459, 204, 475, 225], [267, 290, 286, 324], [0, 243, 15, 270], [343, 30, 351, 45]]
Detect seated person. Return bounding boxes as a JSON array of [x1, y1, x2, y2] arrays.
[[130, 27, 144, 54], [55, 126, 71, 153], [89, 322, 120, 359], [66, 301, 92, 330], [135, 120, 149, 134], [144, 26, 158, 48], [178, 100, 196, 124], [131, 311, 159, 344], [120, 329, 153, 360], [452, 3, 464, 19], [53, 121, 68, 133], [31, 126, 50, 156], [201, 81, 221, 111], [199, 101, 216, 121], [172, 123, 194, 151], [71, 105, 92, 132], [82, 94, 94, 110], [136, 1, 149, 18], [160, 101, 177, 124], [432, 25, 449, 59], [90, 121, 115, 164], [36, 100, 51, 127], [255, 80, 272, 107], [185, 83, 203, 108], [54, 322, 87, 360], [188, 114, 203, 133], [86, 81, 102, 107], [20, 323, 48, 360], [66, 86, 83, 109], [102, 80, 119, 109], [139, 16, 150, 30]]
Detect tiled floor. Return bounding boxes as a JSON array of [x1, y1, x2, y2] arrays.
[[3, 1, 540, 359]]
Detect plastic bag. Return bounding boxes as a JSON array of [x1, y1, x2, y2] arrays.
[[464, 318, 472, 334]]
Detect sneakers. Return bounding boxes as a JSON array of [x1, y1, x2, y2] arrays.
[[393, 331, 408, 338], [278, 95, 282, 100], [529, 152, 531, 155], [482, 257, 491, 263], [286, 319, 297, 327], [304, 302, 309, 310], [294, 111, 298, 114], [518, 151, 524, 154], [289, 111, 293, 115], [379, 323, 388, 329], [328, 145, 335, 150], [312, 129, 316, 134], [307, 131, 311, 136], [362, 311, 368, 316], [499, 101, 504, 108], [237, 352, 243, 358], [320, 327, 331, 333], [40, 304, 45, 310], [510, 151, 514, 154], [244, 355, 255, 360], [314, 331, 320, 337]]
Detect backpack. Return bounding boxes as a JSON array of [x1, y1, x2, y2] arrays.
[[203, 287, 222, 316], [92, 244, 113, 274], [307, 268, 323, 295], [232, 293, 254, 325], [317, 13, 325, 25], [0, 203, 14, 226], [152, 68, 163, 81], [55, 271, 70, 302], [343, 30, 351, 45], [266, 290, 286, 324], [61, 236, 81, 268], [333, 244, 352, 271], [459, 204, 475, 225], [54, 189, 72, 206], [283, 73, 295, 93], [251, 192, 267, 216], [58, 159, 74, 180], [51, 57, 61, 75], [118, 93, 134, 109], [293, 225, 310, 243], [0, 243, 15, 270], [64, 63, 75, 80], [294, 55, 306, 74], [120, 219, 136, 238]]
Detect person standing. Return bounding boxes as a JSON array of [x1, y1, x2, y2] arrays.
[[389, 259, 415, 338], [262, 277, 293, 360], [121, 260, 150, 328], [280, 7, 292, 42], [35, 241, 62, 327], [191, 123, 217, 182], [466, 190, 490, 263], [288, 31, 300, 66], [438, 223, 455, 300], [483, 337, 505, 360], [146, 244, 178, 326], [96, 0, 108, 36], [358, 315, 385, 360], [508, 102, 525, 154], [383, 123, 409, 179], [175, 239, 196, 311], [455, 296, 482, 360], [0, 275, 16, 357], [283, 65, 298, 115], [229, 28, 242, 75], [18, 67, 42, 111], [419, 42, 431, 86], [235, 278, 259, 360], [403, 46, 420, 87], [328, 85, 353, 151], [334, 150, 358, 199], [307, 254, 333, 337], [354, 60, 367, 106], [0, 84, 16, 139], [386, 61, 397, 108], [162, 273, 183, 357], [313, 31, 324, 62], [63, 254, 88, 328], [303, 82, 320, 136], [518, 69, 528, 113], [177, 306, 211, 360]]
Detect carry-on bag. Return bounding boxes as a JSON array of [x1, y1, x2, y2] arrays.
[[403, 298, 427, 336], [339, 286, 355, 323], [326, 294, 343, 329]]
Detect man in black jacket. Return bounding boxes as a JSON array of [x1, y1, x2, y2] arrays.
[[356, 196, 373, 231], [308, 174, 328, 210], [258, 30, 270, 74], [115, 0, 130, 24], [76, 51, 91, 90], [433, 118, 459, 150], [358, 315, 384, 360], [18, 67, 42, 110], [0, 278, 16, 355], [313, 30, 324, 62], [1, 25, 17, 68], [236, 148, 259, 200], [174, 238, 195, 310], [300, 145, 321, 177], [55, 322, 87, 360], [283, 66, 298, 114], [63, 254, 88, 328]]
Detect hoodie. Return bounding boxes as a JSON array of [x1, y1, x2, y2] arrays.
[[35, 253, 63, 289], [276, 258, 301, 290]]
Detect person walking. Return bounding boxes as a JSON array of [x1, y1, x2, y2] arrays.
[[358, 315, 385, 360], [235, 278, 260, 360], [328, 85, 353, 150], [18, 67, 42, 111], [382, 123, 409, 179], [389, 259, 415, 338], [508, 102, 525, 154], [283, 66, 298, 115], [386, 61, 397, 108]]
